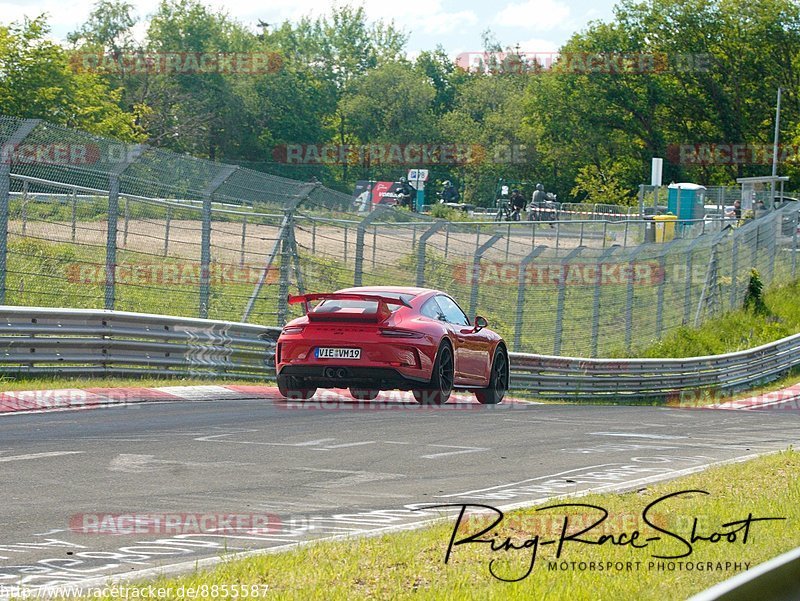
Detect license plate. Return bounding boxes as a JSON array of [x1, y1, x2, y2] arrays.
[[315, 347, 361, 360]]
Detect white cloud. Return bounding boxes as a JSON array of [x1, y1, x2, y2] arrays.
[[515, 37, 560, 53], [493, 0, 570, 31], [2, 0, 479, 45]]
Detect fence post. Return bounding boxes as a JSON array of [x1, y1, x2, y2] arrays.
[[656, 238, 681, 340], [766, 212, 778, 284], [199, 164, 239, 319], [123, 196, 130, 247], [71, 188, 77, 242], [514, 245, 547, 352], [163, 206, 171, 256], [21, 180, 27, 235], [242, 212, 290, 323], [416, 221, 447, 287], [199, 193, 212, 318], [277, 210, 293, 326], [444, 222, 450, 258], [554, 246, 585, 355], [343, 223, 348, 264], [590, 245, 621, 357], [468, 234, 502, 320], [106, 176, 120, 310], [793, 209, 798, 279], [729, 229, 739, 309], [240, 218, 247, 267], [624, 244, 649, 354], [683, 236, 706, 325], [354, 206, 389, 286], [106, 143, 146, 311], [0, 164, 9, 305], [0, 119, 39, 304]]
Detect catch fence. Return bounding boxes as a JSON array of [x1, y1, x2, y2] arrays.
[[1, 116, 798, 357]]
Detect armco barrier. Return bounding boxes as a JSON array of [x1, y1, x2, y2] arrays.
[[1, 306, 799, 399], [511, 335, 800, 399], [0, 307, 279, 380], [687, 545, 800, 601]]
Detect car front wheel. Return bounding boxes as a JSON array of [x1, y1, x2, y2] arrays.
[[475, 347, 509, 405]]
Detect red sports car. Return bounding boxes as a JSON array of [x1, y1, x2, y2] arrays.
[[275, 286, 509, 404]]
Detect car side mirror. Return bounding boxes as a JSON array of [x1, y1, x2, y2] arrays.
[[474, 316, 488, 331]]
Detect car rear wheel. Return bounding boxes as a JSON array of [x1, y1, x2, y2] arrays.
[[277, 375, 316, 400], [350, 388, 380, 401], [475, 347, 509, 405], [412, 343, 454, 405]]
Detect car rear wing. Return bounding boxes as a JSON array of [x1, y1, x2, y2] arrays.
[[288, 293, 412, 323]]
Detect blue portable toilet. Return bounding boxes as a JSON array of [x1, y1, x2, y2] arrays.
[[667, 183, 706, 223]]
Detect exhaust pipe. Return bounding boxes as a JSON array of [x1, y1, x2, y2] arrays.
[[323, 367, 336, 378], [336, 368, 348, 378]]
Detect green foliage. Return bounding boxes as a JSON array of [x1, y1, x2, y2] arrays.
[[743, 268, 770, 315], [429, 204, 471, 221], [0, 16, 142, 139], [640, 278, 800, 358]]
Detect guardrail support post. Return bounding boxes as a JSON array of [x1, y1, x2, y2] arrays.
[[624, 244, 649, 354], [354, 205, 390, 286], [590, 245, 620, 357], [0, 119, 39, 305], [469, 233, 502, 319], [514, 245, 547, 352], [554, 246, 585, 355], [416, 221, 446, 287]]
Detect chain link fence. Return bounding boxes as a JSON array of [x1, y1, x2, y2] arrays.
[[1, 115, 798, 357]]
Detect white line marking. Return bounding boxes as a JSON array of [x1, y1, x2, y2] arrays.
[[591, 432, 688, 439], [0, 451, 83, 463], [320, 441, 376, 449], [9, 450, 779, 598], [420, 445, 488, 459]]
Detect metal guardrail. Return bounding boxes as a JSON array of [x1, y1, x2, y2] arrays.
[[687, 545, 800, 601], [510, 334, 800, 399], [1, 307, 799, 401], [0, 307, 279, 380]]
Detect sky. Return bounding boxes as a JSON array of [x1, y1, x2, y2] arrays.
[[0, 0, 619, 57]]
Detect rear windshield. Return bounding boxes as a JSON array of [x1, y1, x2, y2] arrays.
[[313, 294, 413, 314]]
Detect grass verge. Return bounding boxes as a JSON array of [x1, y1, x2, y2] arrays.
[[636, 278, 800, 358], [0, 376, 267, 392], [59, 449, 799, 601]]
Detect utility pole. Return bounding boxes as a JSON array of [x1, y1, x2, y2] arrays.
[[771, 87, 782, 206]]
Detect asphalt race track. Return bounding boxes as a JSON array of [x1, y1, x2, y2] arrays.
[[1, 393, 799, 591]]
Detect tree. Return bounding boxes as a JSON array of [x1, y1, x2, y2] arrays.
[[0, 16, 142, 139]]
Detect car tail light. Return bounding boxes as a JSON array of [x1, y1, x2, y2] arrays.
[[282, 325, 305, 335], [379, 328, 423, 338]]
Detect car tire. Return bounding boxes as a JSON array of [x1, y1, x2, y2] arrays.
[[412, 343, 454, 405], [350, 388, 379, 401], [277, 375, 316, 400], [475, 346, 509, 405]]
